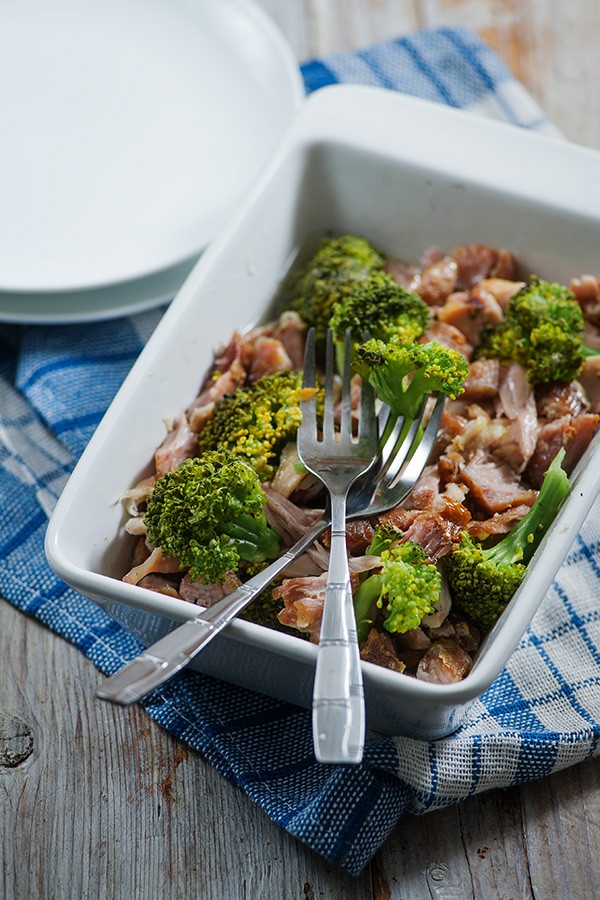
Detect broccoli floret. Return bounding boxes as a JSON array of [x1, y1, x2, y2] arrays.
[[197, 371, 306, 481], [287, 234, 386, 340], [475, 278, 586, 384], [353, 539, 442, 641], [446, 449, 570, 629], [144, 449, 281, 584], [354, 336, 469, 444], [329, 274, 431, 370]]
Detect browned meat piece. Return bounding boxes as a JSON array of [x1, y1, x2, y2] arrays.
[[411, 256, 458, 306], [272, 310, 306, 370], [384, 259, 419, 288], [123, 546, 181, 585], [179, 571, 242, 606], [400, 464, 440, 510], [416, 638, 472, 684], [524, 413, 599, 488], [343, 518, 376, 555], [579, 356, 600, 413], [248, 335, 293, 381], [461, 359, 501, 402], [476, 277, 524, 310], [393, 626, 431, 650], [535, 381, 589, 419], [401, 495, 471, 560], [360, 629, 406, 673], [467, 504, 532, 539], [497, 363, 538, 470], [450, 243, 517, 289], [154, 413, 197, 477], [421, 320, 473, 360], [571, 274, 600, 325], [137, 574, 181, 598], [275, 572, 328, 638], [262, 484, 324, 545], [459, 451, 537, 514], [425, 619, 455, 640], [432, 408, 469, 459], [452, 620, 481, 654], [187, 332, 249, 432], [438, 449, 464, 484], [437, 286, 503, 345]]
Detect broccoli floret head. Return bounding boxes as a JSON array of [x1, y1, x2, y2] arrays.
[[353, 537, 441, 639], [475, 278, 585, 384], [288, 234, 386, 340], [144, 449, 281, 584], [446, 448, 570, 628], [197, 371, 306, 481], [329, 273, 430, 348], [354, 337, 469, 421], [379, 542, 442, 634]]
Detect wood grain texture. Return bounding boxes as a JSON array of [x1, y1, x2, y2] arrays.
[[3, 2, 600, 898]]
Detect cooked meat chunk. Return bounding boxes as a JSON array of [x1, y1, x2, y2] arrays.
[[437, 286, 503, 345], [450, 243, 517, 289], [272, 310, 306, 370], [459, 451, 537, 514], [467, 504, 532, 539], [535, 381, 589, 419], [524, 413, 599, 488], [411, 256, 458, 306], [360, 629, 406, 673], [248, 335, 293, 381], [416, 638, 472, 683], [179, 571, 242, 606], [421, 320, 473, 360], [155, 413, 197, 477], [461, 359, 502, 402], [578, 356, 600, 413]]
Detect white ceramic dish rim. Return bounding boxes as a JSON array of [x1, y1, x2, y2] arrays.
[[0, 0, 304, 294], [45, 84, 600, 710]]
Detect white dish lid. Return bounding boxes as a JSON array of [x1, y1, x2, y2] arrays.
[[0, 0, 304, 293]]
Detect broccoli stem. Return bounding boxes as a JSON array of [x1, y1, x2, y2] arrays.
[[486, 448, 570, 567], [224, 513, 281, 564], [353, 574, 383, 642]]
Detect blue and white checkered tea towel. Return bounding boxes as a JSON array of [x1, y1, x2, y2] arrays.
[[1, 28, 599, 875]]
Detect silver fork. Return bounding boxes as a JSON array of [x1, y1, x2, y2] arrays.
[[96, 374, 445, 711], [297, 328, 377, 765]]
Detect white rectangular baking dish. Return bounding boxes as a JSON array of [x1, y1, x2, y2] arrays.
[[45, 85, 600, 739]]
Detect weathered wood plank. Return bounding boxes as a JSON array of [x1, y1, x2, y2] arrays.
[[0, 600, 371, 899], [419, 0, 600, 148]]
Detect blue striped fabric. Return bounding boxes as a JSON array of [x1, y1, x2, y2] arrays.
[[0, 28, 598, 874]]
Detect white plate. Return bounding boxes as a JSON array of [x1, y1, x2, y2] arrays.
[[0, 0, 304, 293], [0, 257, 197, 324]]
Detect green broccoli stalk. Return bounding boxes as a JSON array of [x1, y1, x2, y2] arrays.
[[354, 336, 469, 447], [446, 448, 570, 629], [328, 274, 431, 372], [287, 234, 386, 340], [144, 449, 281, 584], [353, 537, 442, 642], [475, 278, 587, 384], [197, 370, 307, 482]]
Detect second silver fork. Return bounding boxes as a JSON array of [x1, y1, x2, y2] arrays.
[[297, 328, 377, 765]]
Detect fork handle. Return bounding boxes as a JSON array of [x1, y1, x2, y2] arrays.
[[312, 499, 365, 765], [96, 516, 330, 705]]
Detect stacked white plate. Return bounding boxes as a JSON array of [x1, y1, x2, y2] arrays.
[[0, 0, 304, 323]]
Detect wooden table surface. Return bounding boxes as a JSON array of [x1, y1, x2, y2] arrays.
[[2, 3, 599, 898]]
